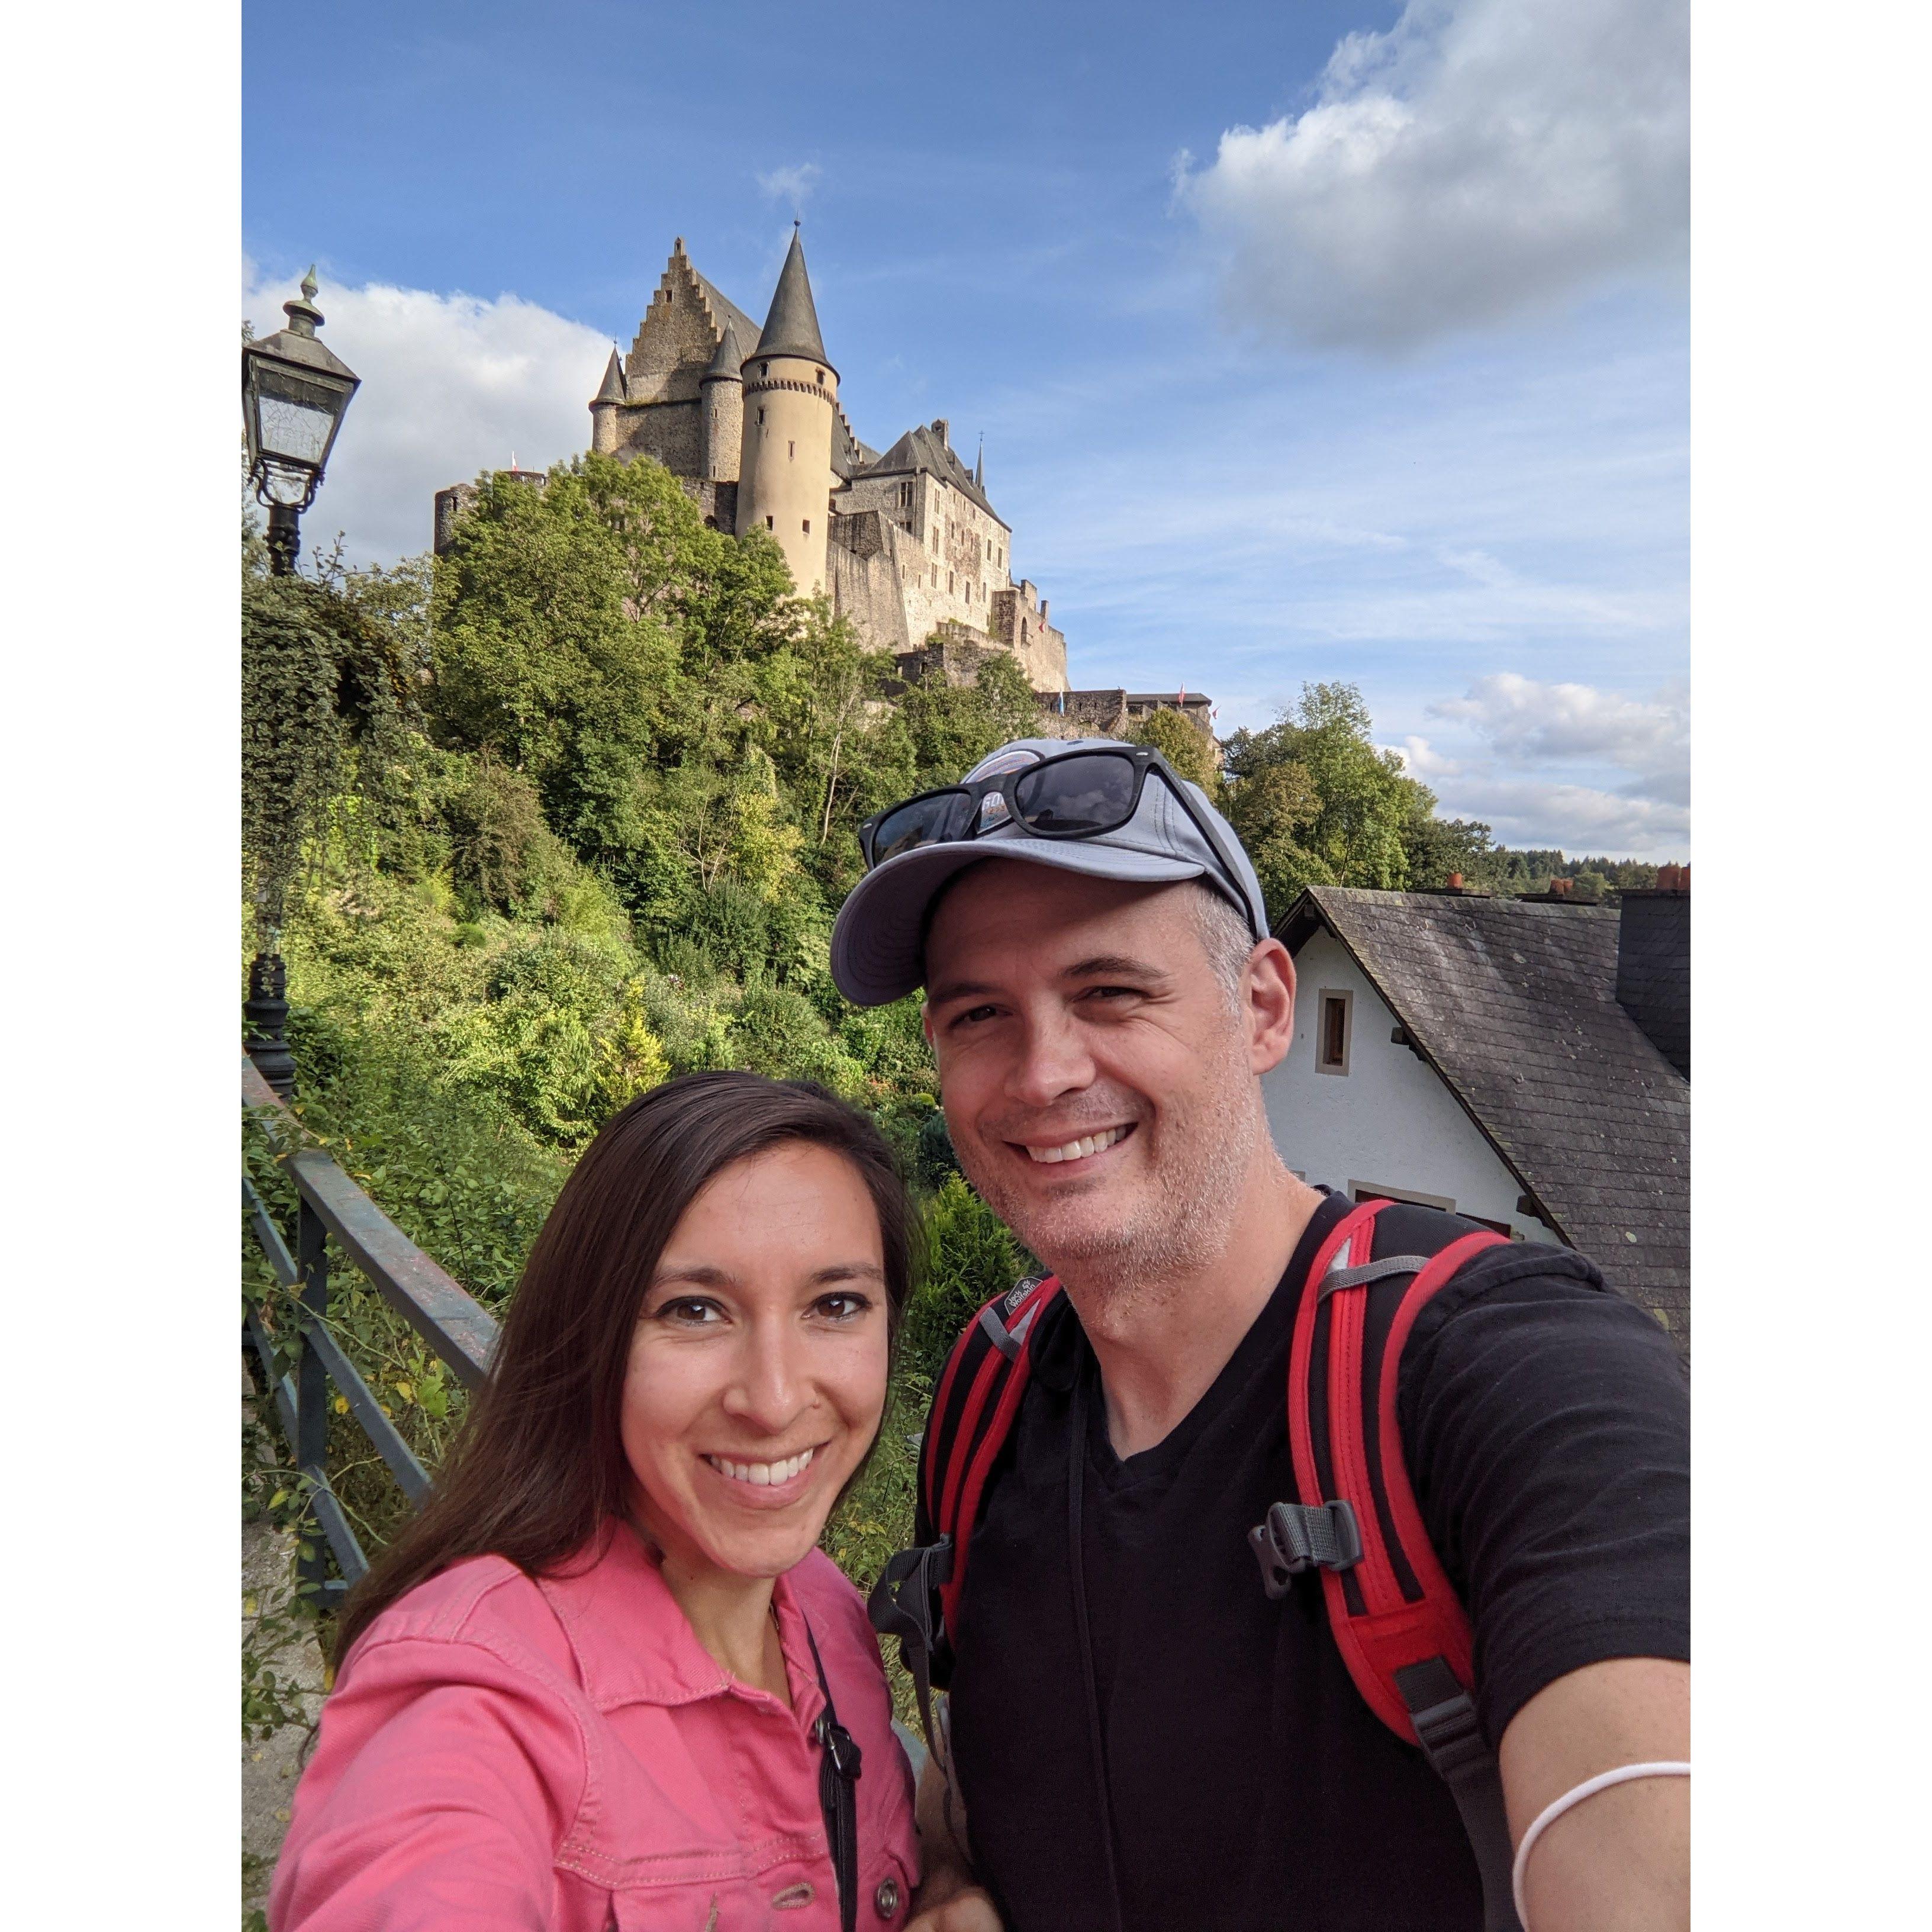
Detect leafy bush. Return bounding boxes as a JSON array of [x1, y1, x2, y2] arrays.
[[903, 1173, 1029, 1386]]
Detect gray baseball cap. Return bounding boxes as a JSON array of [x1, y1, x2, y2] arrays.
[[830, 737, 1268, 1006]]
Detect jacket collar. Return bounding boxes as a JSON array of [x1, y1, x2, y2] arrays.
[[536, 1518, 826, 1730]]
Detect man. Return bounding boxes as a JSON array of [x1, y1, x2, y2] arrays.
[[830, 739, 1689, 1932]]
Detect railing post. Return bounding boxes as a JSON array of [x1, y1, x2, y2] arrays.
[[243, 951, 297, 1100], [296, 1196, 330, 1599]]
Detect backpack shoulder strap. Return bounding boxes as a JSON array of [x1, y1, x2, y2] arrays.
[[1255, 1199, 1524, 1932], [923, 1271, 1061, 1631], [869, 1271, 1061, 1757]]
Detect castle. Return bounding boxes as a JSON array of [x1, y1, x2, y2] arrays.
[[587, 230, 1068, 687], [436, 231, 1216, 738]]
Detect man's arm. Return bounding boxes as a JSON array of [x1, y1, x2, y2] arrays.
[[906, 1728, 1002, 1932], [1498, 1656, 1689, 1932]]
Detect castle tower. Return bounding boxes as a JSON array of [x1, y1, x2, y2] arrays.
[[698, 318, 744, 483], [736, 227, 836, 594], [590, 346, 626, 456]]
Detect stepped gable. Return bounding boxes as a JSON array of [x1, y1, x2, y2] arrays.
[[859, 421, 1001, 523], [833, 408, 880, 481], [754, 228, 832, 367], [690, 269, 761, 363], [1281, 887, 1690, 1336]]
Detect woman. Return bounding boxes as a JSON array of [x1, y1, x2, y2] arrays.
[[271, 1073, 922, 1931]]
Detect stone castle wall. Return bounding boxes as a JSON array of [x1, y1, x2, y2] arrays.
[[988, 579, 1068, 690], [827, 509, 912, 653], [609, 398, 707, 479]]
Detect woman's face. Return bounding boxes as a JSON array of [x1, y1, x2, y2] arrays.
[[623, 1141, 892, 1582]]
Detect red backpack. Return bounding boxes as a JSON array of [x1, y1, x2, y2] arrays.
[[871, 1197, 1532, 1932]]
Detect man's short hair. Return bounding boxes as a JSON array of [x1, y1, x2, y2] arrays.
[[1188, 881, 1257, 1007]]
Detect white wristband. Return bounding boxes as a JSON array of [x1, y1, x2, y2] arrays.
[[1511, 1760, 1689, 1928]]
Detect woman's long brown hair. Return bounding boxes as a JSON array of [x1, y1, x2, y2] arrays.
[[333, 1071, 917, 1661]]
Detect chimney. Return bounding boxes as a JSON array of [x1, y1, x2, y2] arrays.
[[932, 418, 949, 447], [1548, 876, 1573, 897], [1616, 872, 1690, 1078], [1447, 872, 1464, 891]]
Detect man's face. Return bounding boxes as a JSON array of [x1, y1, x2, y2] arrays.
[[922, 861, 1279, 1287]]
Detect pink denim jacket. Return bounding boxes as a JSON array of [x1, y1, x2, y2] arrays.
[[271, 1524, 919, 1931]]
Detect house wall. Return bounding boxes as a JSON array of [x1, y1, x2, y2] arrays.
[[1261, 929, 1564, 1242]]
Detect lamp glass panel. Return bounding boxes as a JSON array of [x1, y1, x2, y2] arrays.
[[252, 364, 347, 469]]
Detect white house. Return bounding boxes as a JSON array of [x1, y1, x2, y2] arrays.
[[1261, 884, 1690, 1348]]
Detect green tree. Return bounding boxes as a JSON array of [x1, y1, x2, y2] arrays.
[[242, 550, 421, 948], [900, 651, 1042, 788], [1126, 704, 1221, 794], [1223, 684, 1431, 916]]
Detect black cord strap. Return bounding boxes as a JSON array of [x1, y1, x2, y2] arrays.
[[803, 1618, 864, 1932]]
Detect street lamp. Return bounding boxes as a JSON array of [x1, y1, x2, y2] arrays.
[[242, 268, 359, 1099], [242, 267, 360, 576]]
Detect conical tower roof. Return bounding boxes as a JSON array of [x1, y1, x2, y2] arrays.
[[755, 227, 832, 368], [703, 317, 744, 382], [594, 347, 626, 404]]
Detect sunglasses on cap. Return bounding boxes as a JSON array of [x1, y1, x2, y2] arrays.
[[857, 743, 1263, 941]]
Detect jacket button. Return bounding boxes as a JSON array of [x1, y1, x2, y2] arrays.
[[874, 1876, 901, 1917]]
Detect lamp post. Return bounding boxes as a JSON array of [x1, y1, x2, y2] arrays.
[[242, 266, 360, 576], [242, 270, 359, 1097]]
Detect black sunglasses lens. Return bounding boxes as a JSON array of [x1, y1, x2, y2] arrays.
[[871, 792, 970, 864], [1012, 752, 1139, 834]]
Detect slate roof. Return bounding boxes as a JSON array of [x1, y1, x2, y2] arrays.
[[754, 230, 832, 366], [702, 319, 743, 381], [594, 346, 627, 404], [1280, 887, 1690, 1345], [858, 422, 1004, 524]]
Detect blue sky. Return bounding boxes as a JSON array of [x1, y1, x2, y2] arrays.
[[244, 0, 1688, 858]]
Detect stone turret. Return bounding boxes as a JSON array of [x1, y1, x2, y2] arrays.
[[590, 347, 626, 456], [736, 227, 838, 594], [698, 318, 744, 484]]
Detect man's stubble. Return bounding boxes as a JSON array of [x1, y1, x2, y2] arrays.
[[955, 1020, 1268, 1327]]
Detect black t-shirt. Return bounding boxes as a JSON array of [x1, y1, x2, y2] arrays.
[[932, 1194, 1690, 1932]]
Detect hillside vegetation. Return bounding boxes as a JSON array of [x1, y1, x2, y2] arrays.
[[240, 449, 1654, 1612]]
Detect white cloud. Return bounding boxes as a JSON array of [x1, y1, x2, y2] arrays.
[[1178, 0, 1688, 349], [1432, 778, 1688, 859], [1418, 672, 1689, 857], [756, 162, 822, 211], [1383, 734, 1463, 780], [1428, 671, 1686, 771], [242, 263, 608, 564]]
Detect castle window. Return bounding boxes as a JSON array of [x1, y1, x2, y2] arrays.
[[803, 519, 810, 534], [766, 516, 774, 530], [788, 440, 795, 460], [930, 564, 937, 586], [758, 408, 765, 426], [815, 368, 824, 384], [761, 362, 769, 377]]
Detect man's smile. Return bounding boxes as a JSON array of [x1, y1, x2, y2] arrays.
[[1010, 1123, 1136, 1166]]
